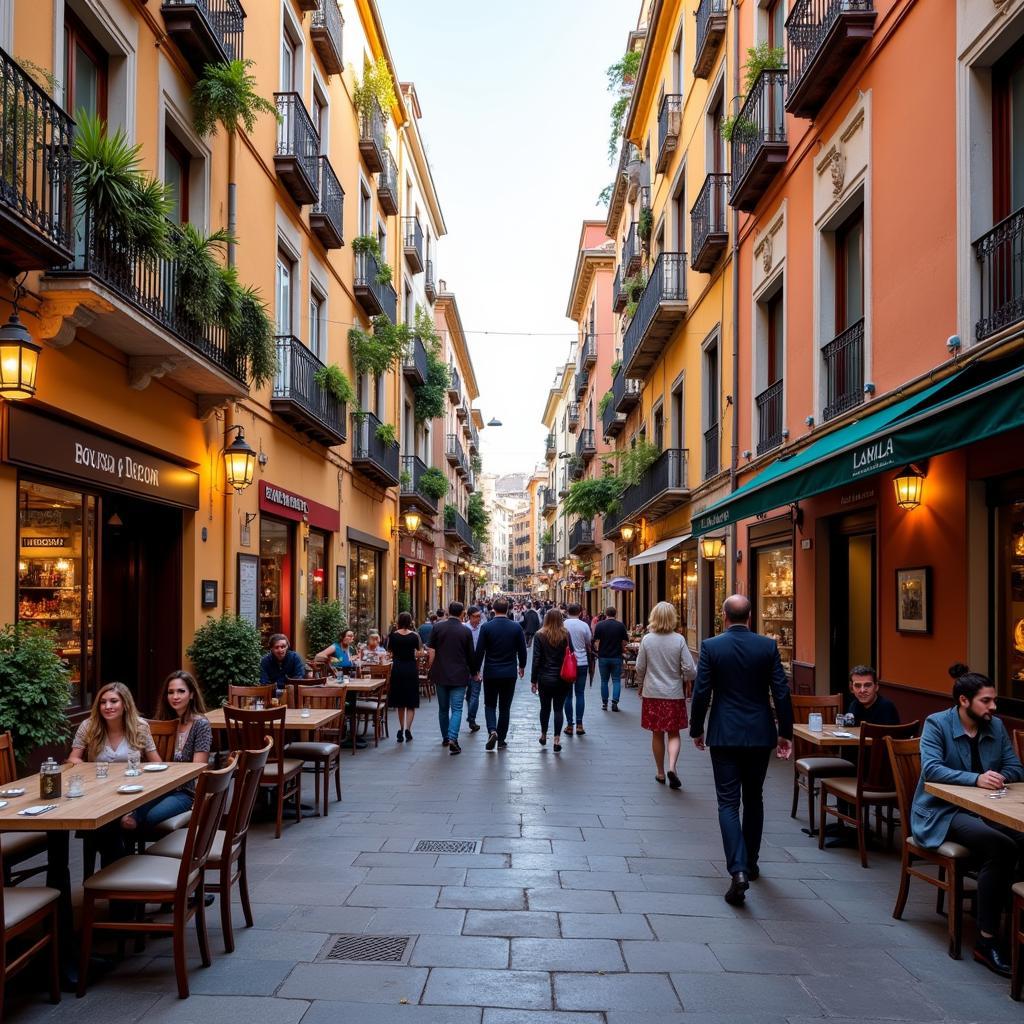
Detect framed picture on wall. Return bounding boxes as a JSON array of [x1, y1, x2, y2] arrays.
[[896, 566, 931, 634]]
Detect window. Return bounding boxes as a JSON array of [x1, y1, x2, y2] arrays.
[[652, 405, 665, 449], [670, 381, 684, 448], [359, 183, 371, 235], [674, 180, 686, 252], [312, 89, 327, 154], [767, 0, 785, 49], [704, 340, 720, 479], [308, 284, 325, 359], [766, 289, 783, 385], [164, 130, 190, 225], [275, 250, 294, 335], [65, 11, 108, 120], [992, 44, 1024, 219], [835, 207, 864, 331], [280, 23, 299, 93]]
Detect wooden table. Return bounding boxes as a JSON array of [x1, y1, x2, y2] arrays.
[[206, 707, 344, 731], [793, 723, 862, 747], [924, 780, 1024, 832]]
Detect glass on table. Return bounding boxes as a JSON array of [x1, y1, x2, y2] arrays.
[[125, 751, 141, 777], [94, 762, 109, 781], [835, 714, 845, 728], [66, 773, 84, 798]]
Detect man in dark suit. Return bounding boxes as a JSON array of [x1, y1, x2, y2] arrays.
[[427, 601, 475, 755], [475, 597, 528, 750], [521, 602, 541, 647], [690, 594, 794, 905]]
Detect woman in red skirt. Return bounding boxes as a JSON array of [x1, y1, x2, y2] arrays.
[[636, 601, 696, 789]]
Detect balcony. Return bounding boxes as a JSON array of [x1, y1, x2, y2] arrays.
[[575, 370, 588, 401], [354, 251, 398, 322], [656, 94, 683, 174], [542, 543, 558, 567], [704, 423, 720, 480], [558, 470, 570, 497], [756, 379, 784, 455], [403, 216, 424, 273], [613, 448, 690, 526], [447, 363, 461, 401], [446, 433, 468, 476], [786, 0, 876, 120], [42, 212, 247, 396], [402, 334, 428, 386], [0, 48, 74, 272], [694, 0, 727, 79], [377, 149, 398, 216], [613, 267, 626, 313], [822, 317, 864, 422], [569, 519, 596, 555], [623, 221, 641, 277], [310, 156, 344, 249], [729, 69, 788, 212], [568, 456, 585, 482], [352, 411, 400, 488], [444, 506, 474, 550], [161, 0, 244, 74], [578, 333, 597, 372], [274, 93, 320, 206], [468, 422, 479, 455], [576, 428, 596, 462], [359, 100, 386, 174], [622, 252, 688, 378], [271, 334, 346, 446], [456, 400, 468, 422], [602, 393, 621, 440], [545, 433, 557, 461], [514, 566, 531, 578], [691, 173, 729, 273], [425, 260, 437, 303], [613, 366, 642, 415], [542, 487, 557, 513], [400, 455, 439, 516], [310, 0, 344, 77], [974, 208, 1024, 341], [567, 402, 580, 432]]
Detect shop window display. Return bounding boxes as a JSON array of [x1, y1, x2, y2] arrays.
[[349, 544, 380, 639], [755, 545, 794, 673]]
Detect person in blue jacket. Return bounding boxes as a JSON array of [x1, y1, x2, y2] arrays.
[[474, 597, 527, 750], [911, 663, 1024, 978], [259, 634, 306, 695]]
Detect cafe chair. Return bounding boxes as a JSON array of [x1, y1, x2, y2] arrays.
[[0, 733, 46, 886], [222, 706, 302, 838], [227, 684, 276, 708], [77, 760, 236, 1000], [1013, 728, 1024, 765], [133, 721, 195, 844], [818, 720, 920, 867], [354, 665, 391, 748], [791, 694, 856, 834], [885, 736, 975, 960], [149, 740, 272, 954], [1011, 881, 1024, 1000], [283, 685, 346, 817], [0, 851, 61, 1011]]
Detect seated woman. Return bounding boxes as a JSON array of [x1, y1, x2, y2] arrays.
[[362, 632, 387, 665], [314, 628, 357, 678], [124, 670, 212, 834]]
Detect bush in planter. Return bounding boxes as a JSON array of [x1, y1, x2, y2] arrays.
[[0, 623, 72, 765], [420, 467, 449, 501], [304, 600, 345, 657], [444, 503, 458, 527], [186, 613, 262, 707], [314, 364, 356, 405], [375, 421, 397, 446]]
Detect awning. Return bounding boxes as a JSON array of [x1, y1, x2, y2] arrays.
[[692, 358, 1024, 537], [629, 534, 691, 566]]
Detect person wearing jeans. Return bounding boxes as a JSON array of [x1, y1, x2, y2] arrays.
[[434, 684, 466, 749], [562, 603, 593, 736], [427, 601, 475, 755], [463, 607, 484, 731], [593, 606, 629, 711], [475, 598, 527, 750]]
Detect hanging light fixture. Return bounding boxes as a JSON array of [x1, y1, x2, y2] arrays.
[[403, 509, 422, 534], [222, 425, 257, 493], [620, 523, 635, 543], [893, 464, 926, 510], [700, 535, 726, 560], [0, 310, 41, 401]]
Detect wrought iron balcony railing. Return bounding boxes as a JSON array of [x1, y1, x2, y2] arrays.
[[425, 259, 437, 302], [354, 251, 397, 322], [542, 543, 558, 566], [756, 379, 784, 455], [578, 333, 597, 372], [623, 221, 641, 276], [622, 251, 687, 377], [444, 505, 474, 549], [377, 148, 398, 215], [567, 401, 580, 431], [161, 0, 244, 72], [310, 0, 344, 76], [359, 99, 386, 174], [542, 487, 557, 512], [657, 93, 683, 173], [974, 207, 1024, 341], [271, 334, 346, 446], [729, 69, 788, 212], [690, 172, 729, 272], [402, 334, 428, 386], [569, 519, 595, 553], [446, 432, 468, 476], [448, 363, 461, 400], [545, 433, 557, 459], [575, 370, 588, 401], [694, 0, 728, 79], [310, 156, 343, 249], [822, 317, 865, 422], [576, 428, 596, 461], [352, 410, 400, 487], [403, 216, 424, 273], [615, 448, 689, 523], [613, 366, 642, 415], [613, 266, 626, 313], [274, 92, 320, 206], [400, 454, 438, 515], [601, 394, 620, 439]]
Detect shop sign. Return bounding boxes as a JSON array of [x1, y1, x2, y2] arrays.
[[22, 536, 67, 548], [851, 434, 896, 478], [258, 481, 339, 532], [405, 565, 417, 578], [400, 535, 434, 564], [5, 406, 200, 509]]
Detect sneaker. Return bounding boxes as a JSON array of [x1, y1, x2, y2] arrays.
[[448, 740, 462, 756], [397, 731, 404, 743], [486, 731, 498, 751], [611, 702, 620, 712], [496, 741, 507, 750]]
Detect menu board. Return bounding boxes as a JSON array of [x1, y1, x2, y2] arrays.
[[237, 554, 259, 627]]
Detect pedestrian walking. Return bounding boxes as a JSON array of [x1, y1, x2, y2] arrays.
[[531, 609, 572, 753], [562, 603, 593, 736], [521, 602, 541, 647], [464, 606, 484, 732], [635, 602, 695, 789], [475, 597, 527, 750], [387, 612, 421, 742], [427, 601, 475, 755], [690, 595, 793, 905], [593, 606, 629, 711]]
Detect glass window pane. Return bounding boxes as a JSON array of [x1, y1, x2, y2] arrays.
[[73, 44, 100, 118], [1011, 67, 1024, 212], [755, 545, 794, 674], [165, 151, 183, 225], [307, 532, 326, 605], [843, 220, 864, 326]]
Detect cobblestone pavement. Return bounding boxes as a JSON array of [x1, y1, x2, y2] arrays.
[[8, 663, 1019, 1023]]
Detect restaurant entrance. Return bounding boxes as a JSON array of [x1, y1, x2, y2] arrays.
[[828, 511, 876, 694]]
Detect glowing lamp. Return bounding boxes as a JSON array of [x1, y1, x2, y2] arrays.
[[620, 524, 635, 543], [893, 464, 925, 510], [700, 535, 726, 560], [404, 510, 422, 533], [223, 425, 257, 493], [0, 312, 40, 400]]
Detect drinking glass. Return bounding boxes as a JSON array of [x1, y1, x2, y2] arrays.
[[835, 715, 845, 729], [67, 773, 84, 798], [807, 713, 823, 732], [95, 762, 109, 781], [300, 706, 311, 719], [125, 752, 141, 777]]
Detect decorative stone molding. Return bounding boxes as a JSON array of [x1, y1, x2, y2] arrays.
[[128, 356, 184, 390], [760, 234, 774, 274], [830, 147, 846, 197], [36, 294, 115, 348], [752, 202, 787, 298], [814, 94, 869, 226], [197, 395, 233, 422]]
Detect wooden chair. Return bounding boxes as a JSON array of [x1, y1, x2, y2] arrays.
[[150, 740, 272, 954], [146, 719, 178, 762], [885, 736, 975, 960], [283, 685, 345, 817], [77, 760, 236, 999], [227, 684, 275, 708], [818, 720, 919, 867], [0, 850, 60, 1011], [222, 706, 302, 838], [354, 665, 391, 748], [1012, 880, 1024, 1000], [791, 694, 856, 834], [1013, 728, 1024, 764], [0, 732, 47, 887]]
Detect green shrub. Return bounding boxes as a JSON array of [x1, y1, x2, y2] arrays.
[[420, 467, 449, 501], [375, 421, 397, 446], [186, 614, 262, 707], [564, 476, 623, 520], [349, 315, 409, 376], [314, 364, 356, 405], [304, 600, 345, 657], [414, 348, 449, 423], [598, 391, 613, 416]]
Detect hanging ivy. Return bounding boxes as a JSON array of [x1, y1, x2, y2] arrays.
[[414, 349, 449, 423], [349, 315, 409, 377], [564, 475, 623, 520], [467, 492, 490, 546], [313, 364, 356, 405]]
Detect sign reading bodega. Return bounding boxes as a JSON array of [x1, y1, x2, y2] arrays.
[[851, 434, 896, 477], [74, 443, 161, 488]]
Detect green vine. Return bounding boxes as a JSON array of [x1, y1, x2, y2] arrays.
[[414, 349, 449, 423], [352, 55, 397, 127], [314, 364, 356, 405], [564, 474, 623, 520], [468, 492, 490, 546], [349, 316, 409, 377], [375, 421, 397, 447], [597, 391, 613, 416], [606, 49, 643, 164]]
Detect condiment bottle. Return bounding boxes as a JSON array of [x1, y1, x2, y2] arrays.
[[39, 757, 62, 799]]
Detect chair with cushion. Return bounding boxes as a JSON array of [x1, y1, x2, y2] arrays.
[[0, 851, 60, 1011], [0, 732, 47, 887], [227, 684, 275, 708], [1012, 880, 1024, 1000], [1013, 728, 1024, 764], [885, 736, 975, 959], [77, 760, 236, 999], [149, 740, 272, 953], [791, 694, 856, 834], [283, 685, 345, 816], [222, 706, 302, 838], [354, 665, 390, 748], [819, 720, 919, 867]]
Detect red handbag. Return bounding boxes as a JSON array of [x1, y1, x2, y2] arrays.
[[560, 643, 578, 683]]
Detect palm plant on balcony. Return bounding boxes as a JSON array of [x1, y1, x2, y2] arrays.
[[226, 283, 276, 388], [191, 59, 278, 266], [313, 363, 356, 405], [420, 467, 449, 501], [173, 224, 233, 334]]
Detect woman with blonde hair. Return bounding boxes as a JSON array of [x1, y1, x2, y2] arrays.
[[635, 601, 696, 788], [530, 608, 572, 752]]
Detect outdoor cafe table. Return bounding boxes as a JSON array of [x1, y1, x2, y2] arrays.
[[792, 723, 863, 747], [206, 706, 344, 731], [924, 780, 1024, 832]]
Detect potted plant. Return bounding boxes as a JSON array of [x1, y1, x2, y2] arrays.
[[444, 503, 458, 527], [304, 599, 345, 657], [420, 467, 449, 501], [375, 421, 397, 447], [186, 613, 262, 707], [314, 364, 356, 405], [638, 205, 654, 244]]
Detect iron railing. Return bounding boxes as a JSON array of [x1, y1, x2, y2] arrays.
[[402, 334, 428, 381], [613, 266, 626, 312], [403, 215, 423, 264], [163, 0, 244, 61], [377, 148, 398, 211], [622, 252, 687, 370], [612, 366, 642, 412], [468, 421, 480, 453], [567, 401, 580, 428], [704, 424, 720, 479], [756, 379, 784, 455], [576, 428, 596, 459], [359, 99, 386, 169], [352, 410, 400, 482], [657, 93, 683, 169], [542, 543, 558, 565], [623, 220, 640, 273], [695, 0, 728, 66], [50, 209, 247, 383], [690, 172, 729, 268], [0, 46, 74, 262], [311, 155, 343, 243], [400, 454, 438, 513], [444, 505, 474, 548], [425, 259, 437, 301], [974, 207, 1024, 340], [354, 251, 398, 322], [575, 370, 588, 400], [542, 486, 557, 512], [545, 433, 557, 457], [601, 393, 619, 438], [568, 455, 585, 481], [310, 0, 344, 72], [578, 332, 597, 370], [822, 317, 865, 421], [786, 1, 874, 106], [275, 92, 320, 199], [446, 432, 468, 475], [730, 69, 787, 197], [569, 519, 595, 552], [617, 449, 689, 521], [273, 334, 345, 441], [448, 362, 461, 398]]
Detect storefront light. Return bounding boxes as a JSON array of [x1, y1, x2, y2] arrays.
[[700, 535, 726, 560], [0, 311, 41, 401], [893, 464, 925, 510], [222, 425, 257, 493], [620, 524, 635, 542], [403, 510, 422, 534]]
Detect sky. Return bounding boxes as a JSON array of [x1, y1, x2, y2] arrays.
[[381, 0, 633, 477]]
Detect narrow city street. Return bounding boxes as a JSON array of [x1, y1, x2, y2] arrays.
[[8, 660, 1015, 1024]]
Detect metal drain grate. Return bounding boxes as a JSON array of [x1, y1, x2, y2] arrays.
[[413, 839, 479, 854], [319, 934, 412, 963]]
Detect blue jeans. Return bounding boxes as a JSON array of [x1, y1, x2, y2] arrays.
[[598, 657, 623, 705], [563, 665, 588, 726], [436, 684, 466, 742], [129, 789, 194, 831], [709, 746, 772, 876], [466, 678, 482, 725]]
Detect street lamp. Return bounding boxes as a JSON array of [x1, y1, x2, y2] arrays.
[[893, 464, 926, 510], [403, 510, 422, 534], [620, 524, 635, 543], [700, 535, 726, 560], [0, 310, 40, 401], [222, 425, 257, 493]]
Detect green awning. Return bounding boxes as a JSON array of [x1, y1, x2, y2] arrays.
[[692, 361, 1024, 537]]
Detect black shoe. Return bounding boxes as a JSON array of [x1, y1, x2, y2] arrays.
[[354, 738, 368, 750], [602, 702, 608, 710], [497, 741, 507, 750], [405, 729, 412, 742], [748, 865, 760, 881], [724, 872, 749, 906], [486, 731, 498, 751], [973, 939, 1012, 978], [667, 771, 682, 790], [441, 738, 449, 747], [449, 740, 461, 755], [611, 701, 620, 712], [468, 721, 481, 733], [397, 730, 404, 743]]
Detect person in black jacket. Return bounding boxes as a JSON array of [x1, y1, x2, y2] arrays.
[[475, 597, 527, 750], [530, 609, 571, 753], [521, 602, 541, 647], [427, 601, 475, 755]]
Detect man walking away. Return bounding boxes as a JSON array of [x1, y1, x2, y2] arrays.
[[690, 595, 793, 905], [475, 597, 527, 750], [563, 603, 593, 736], [464, 607, 484, 732], [418, 613, 437, 646], [593, 606, 629, 711], [427, 601, 475, 755], [522, 602, 541, 648]]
